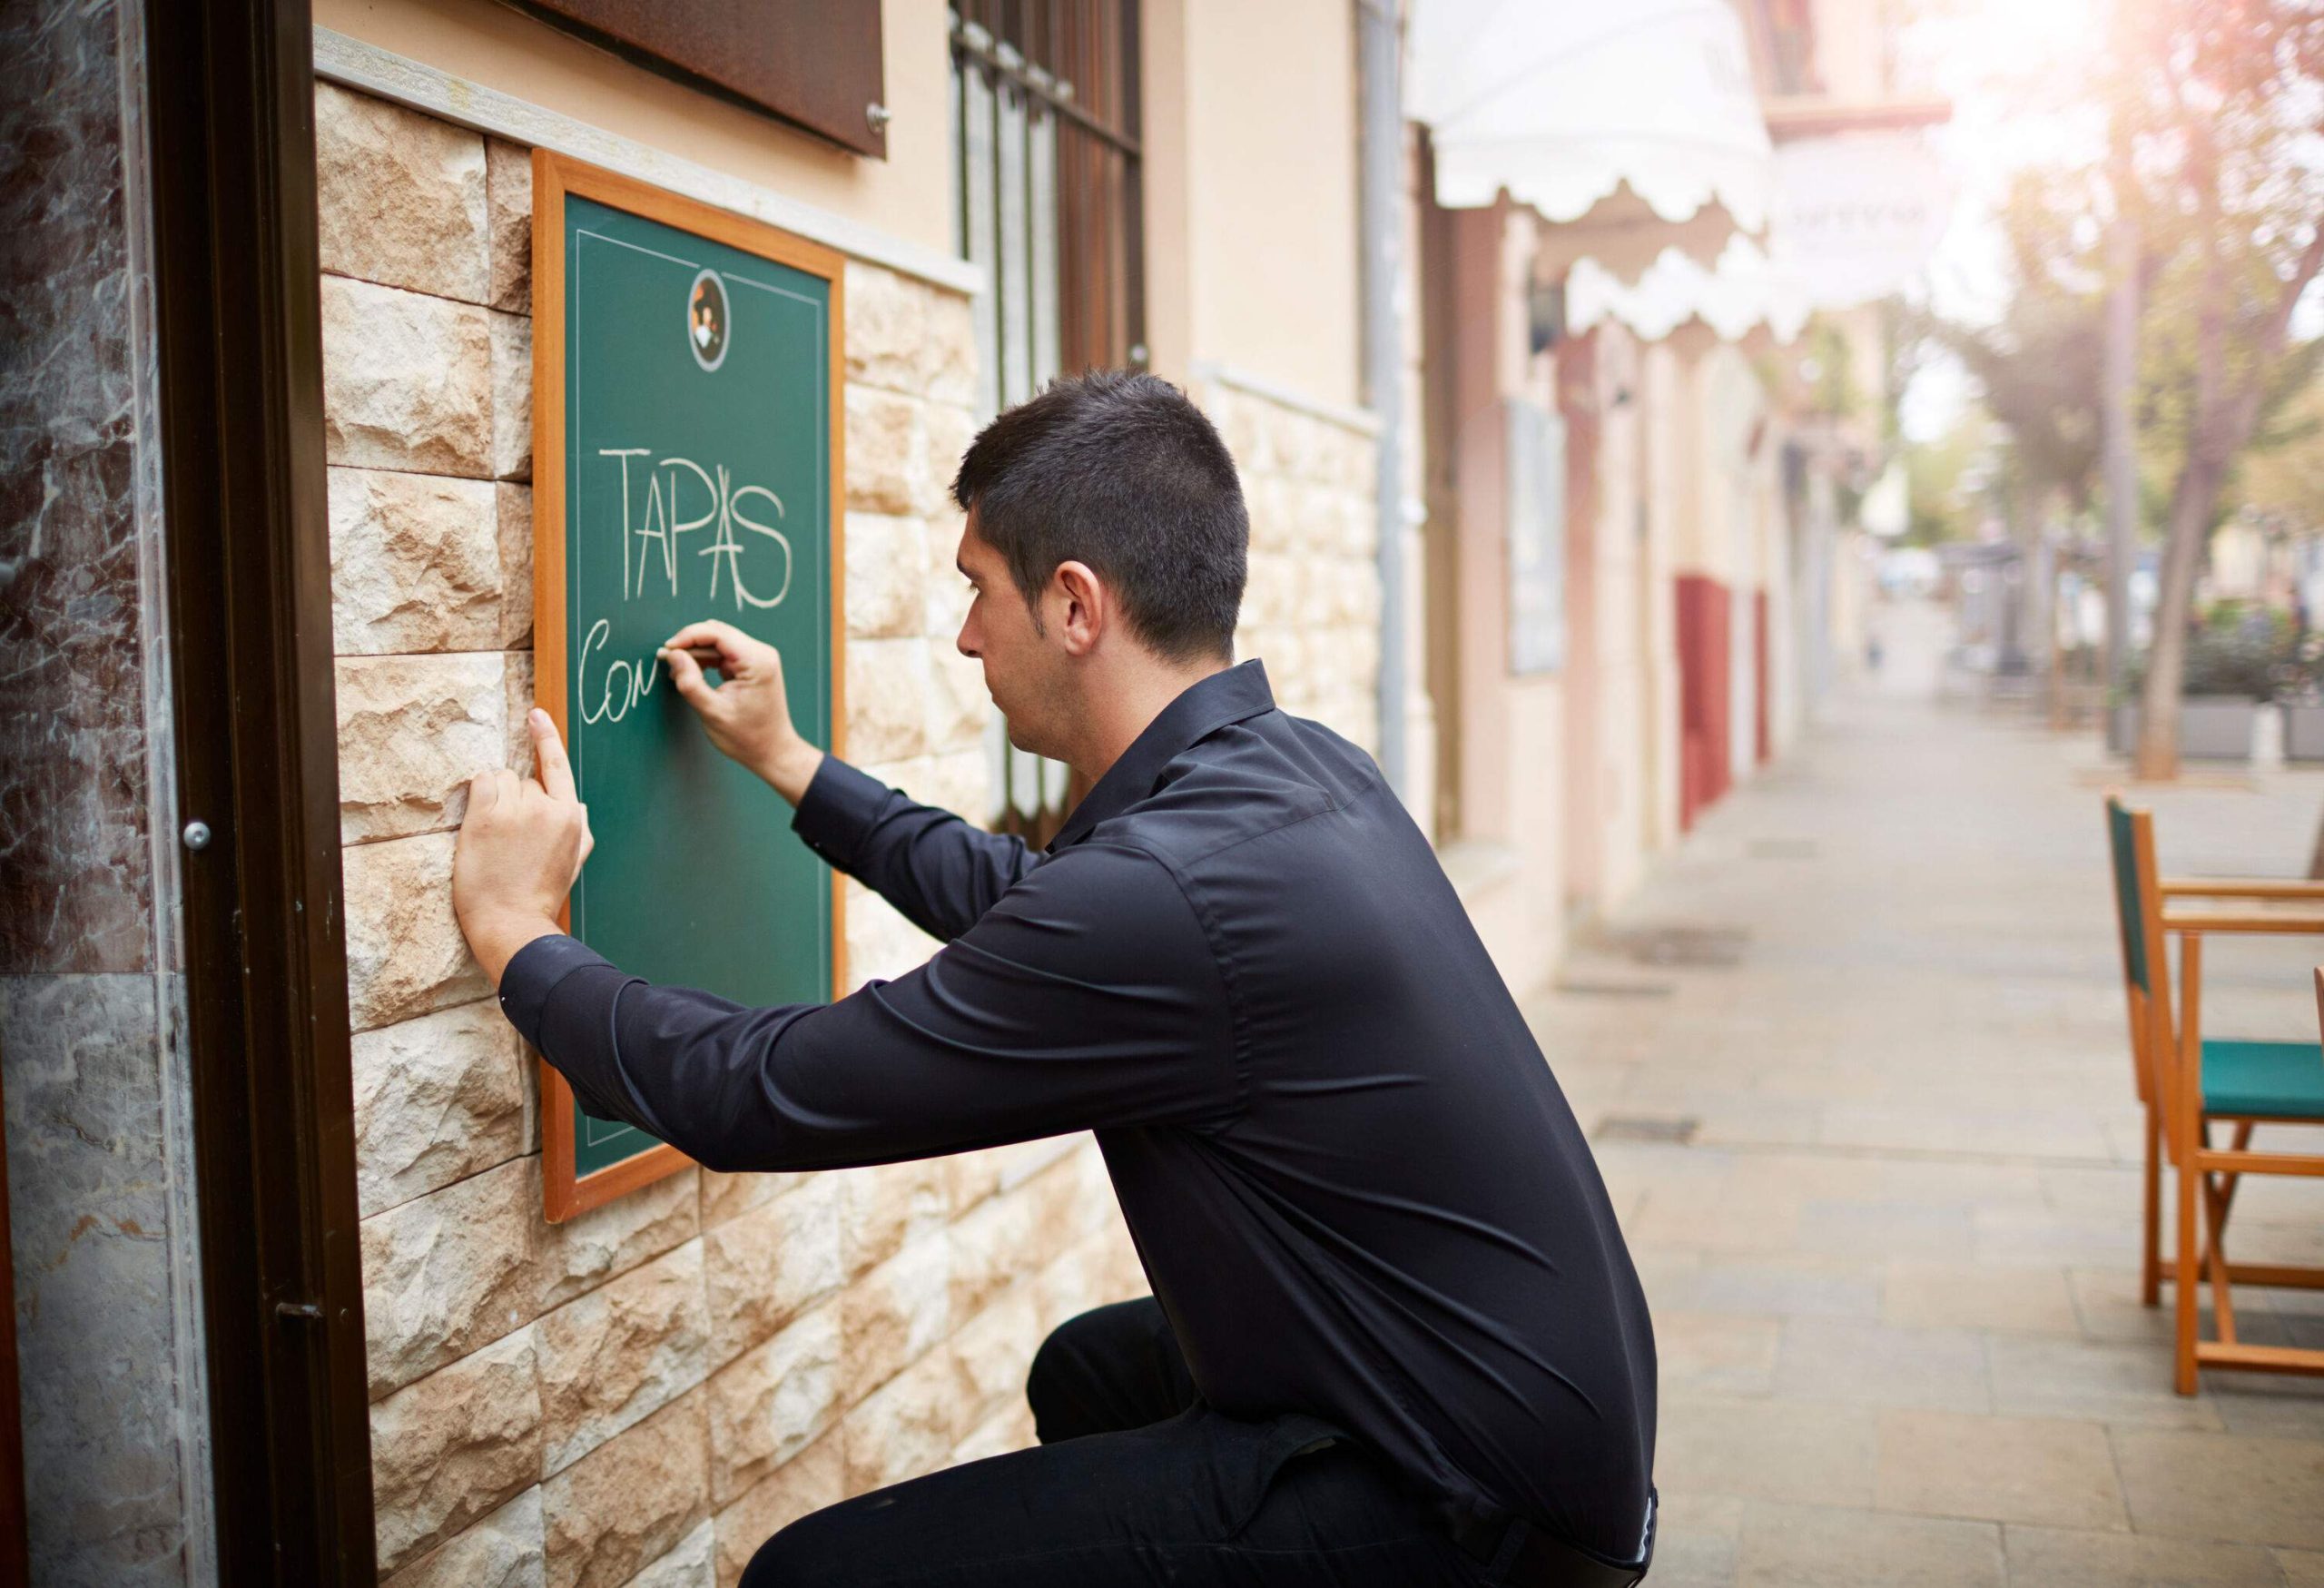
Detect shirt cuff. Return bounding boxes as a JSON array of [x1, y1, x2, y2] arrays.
[[790, 755, 893, 875], [497, 932, 614, 1051]]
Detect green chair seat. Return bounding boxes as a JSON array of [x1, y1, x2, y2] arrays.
[[2201, 1039, 2324, 1119]]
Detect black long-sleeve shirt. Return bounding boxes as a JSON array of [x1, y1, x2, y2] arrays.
[[499, 658, 1656, 1559]]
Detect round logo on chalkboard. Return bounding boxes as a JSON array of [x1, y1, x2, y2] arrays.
[[687, 268, 730, 372]]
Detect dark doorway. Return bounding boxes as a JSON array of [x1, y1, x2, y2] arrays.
[[146, 0, 377, 1578]]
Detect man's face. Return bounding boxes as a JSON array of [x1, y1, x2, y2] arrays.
[[954, 513, 1069, 757]]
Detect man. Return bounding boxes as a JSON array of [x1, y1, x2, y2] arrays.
[[455, 371, 1656, 1586]]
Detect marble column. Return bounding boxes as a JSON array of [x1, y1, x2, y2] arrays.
[[0, 1, 214, 1583]]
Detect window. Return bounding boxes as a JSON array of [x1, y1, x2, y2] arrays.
[[950, 1, 1145, 843]]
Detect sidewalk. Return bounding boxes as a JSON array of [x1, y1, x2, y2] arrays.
[[1531, 604, 2324, 1585]]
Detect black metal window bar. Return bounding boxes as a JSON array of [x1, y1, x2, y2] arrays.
[[950, 0, 1144, 845]]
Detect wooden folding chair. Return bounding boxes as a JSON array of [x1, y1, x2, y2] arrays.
[[2104, 795, 2324, 1392]]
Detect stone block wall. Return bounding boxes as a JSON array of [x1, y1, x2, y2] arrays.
[[1196, 379, 1383, 754], [316, 83, 1147, 1587]]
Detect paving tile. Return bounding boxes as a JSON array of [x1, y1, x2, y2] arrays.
[[1797, 1200, 1974, 1263], [1770, 1317, 1990, 1413], [2111, 1426, 2324, 1549], [1517, 666, 2324, 1565], [2242, 1307, 2324, 1354], [1881, 1261, 2078, 1335], [2039, 1164, 2149, 1222], [2280, 1547, 2324, 1585], [2000, 1524, 2285, 1585], [1820, 1103, 2111, 1162], [1878, 1158, 2046, 1210], [1984, 1336, 2225, 1430], [1689, 1097, 1825, 1149], [2064, 1265, 2271, 1347], [1974, 1206, 2141, 1268], [2264, 1277, 2324, 1317], [1871, 1409, 2126, 1530], [1653, 1396, 1879, 1507], [1640, 1492, 1740, 1588], [2221, 1219, 2324, 1269], [2066, 1267, 2180, 1345], [1652, 1311, 1782, 1396], [1662, 1257, 1882, 1320], [2101, 1111, 2153, 1167], [1632, 1184, 1805, 1255], [2211, 1372, 2324, 1439], [1725, 1153, 1887, 1204], [1733, 1501, 2002, 1588], [1630, 1249, 1705, 1317]]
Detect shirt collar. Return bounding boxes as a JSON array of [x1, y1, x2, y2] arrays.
[[1047, 658, 1276, 853]]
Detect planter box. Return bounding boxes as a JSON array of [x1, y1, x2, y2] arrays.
[[2286, 703, 2324, 762], [2110, 698, 2264, 761]]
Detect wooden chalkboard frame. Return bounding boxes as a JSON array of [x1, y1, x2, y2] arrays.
[[531, 151, 849, 1221]]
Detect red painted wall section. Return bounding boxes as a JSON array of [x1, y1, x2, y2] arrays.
[[1676, 574, 1732, 831], [1754, 588, 1771, 764]]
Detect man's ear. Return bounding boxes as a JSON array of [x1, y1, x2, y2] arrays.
[[1054, 560, 1105, 656]]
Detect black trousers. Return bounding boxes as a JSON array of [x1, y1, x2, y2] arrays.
[[741, 1296, 1496, 1586]]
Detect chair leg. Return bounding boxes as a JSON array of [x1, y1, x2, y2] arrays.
[[2142, 1102, 2162, 1307], [2201, 1143, 2239, 1348], [2174, 1123, 2201, 1396], [2213, 1120, 2254, 1218]]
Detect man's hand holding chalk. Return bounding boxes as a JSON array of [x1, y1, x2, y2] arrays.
[[659, 619, 827, 805]]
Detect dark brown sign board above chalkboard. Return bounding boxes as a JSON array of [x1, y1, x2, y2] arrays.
[[532, 151, 849, 1221], [509, 0, 887, 157]]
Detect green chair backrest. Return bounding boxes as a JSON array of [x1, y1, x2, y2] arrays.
[[2107, 796, 2151, 994]]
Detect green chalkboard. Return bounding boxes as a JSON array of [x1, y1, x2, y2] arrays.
[[533, 153, 847, 1219]]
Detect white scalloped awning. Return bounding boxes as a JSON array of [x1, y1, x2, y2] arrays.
[[1563, 132, 1954, 345], [1407, 0, 1774, 233], [1567, 235, 1812, 344]]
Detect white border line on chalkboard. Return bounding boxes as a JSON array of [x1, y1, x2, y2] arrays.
[[578, 228, 697, 272], [725, 274, 824, 312]]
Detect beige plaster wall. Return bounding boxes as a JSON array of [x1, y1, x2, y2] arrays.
[[1428, 203, 1568, 994], [1640, 341, 1688, 852], [1394, 122, 1438, 842], [1808, 0, 1895, 99], [312, 0, 959, 261], [1174, 0, 1364, 409], [1587, 326, 1655, 912], [319, 0, 1369, 419], [1762, 449, 1804, 760]]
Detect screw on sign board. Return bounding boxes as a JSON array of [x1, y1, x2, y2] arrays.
[[530, 152, 848, 1219]]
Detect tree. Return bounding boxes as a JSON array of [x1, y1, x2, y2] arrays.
[[1921, 172, 2109, 528], [1909, 170, 2108, 680], [1943, 174, 2110, 520], [1903, 409, 1997, 546], [2235, 371, 2324, 528], [2118, 0, 2324, 779]]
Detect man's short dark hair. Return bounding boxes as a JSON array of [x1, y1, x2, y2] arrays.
[[950, 370, 1247, 664]]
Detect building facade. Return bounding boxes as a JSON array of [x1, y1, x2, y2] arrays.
[[0, 0, 1915, 1581], [1403, 0, 1920, 988]]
